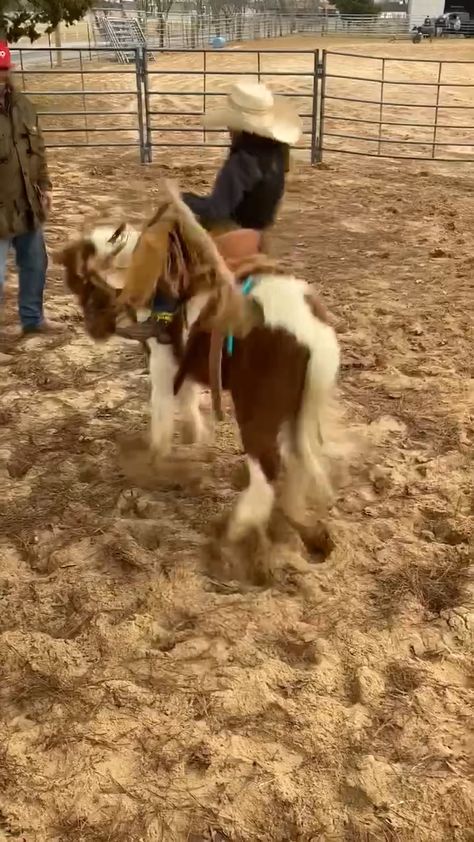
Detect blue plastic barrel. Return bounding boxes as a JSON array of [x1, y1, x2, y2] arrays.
[[211, 36, 226, 49]]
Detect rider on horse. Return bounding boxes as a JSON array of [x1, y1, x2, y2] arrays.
[[150, 80, 302, 342]]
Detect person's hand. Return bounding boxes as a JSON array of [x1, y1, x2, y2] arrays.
[[41, 191, 52, 215]]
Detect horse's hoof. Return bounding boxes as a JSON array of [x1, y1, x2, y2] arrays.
[[298, 522, 335, 561], [150, 442, 172, 463]]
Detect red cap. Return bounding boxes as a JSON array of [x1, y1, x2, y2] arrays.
[[0, 43, 12, 71]]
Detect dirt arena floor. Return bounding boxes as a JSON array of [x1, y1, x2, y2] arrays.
[[0, 35, 473, 842], [1, 146, 473, 841]]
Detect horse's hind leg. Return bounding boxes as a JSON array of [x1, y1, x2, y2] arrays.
[[177, 379, 208, 445], [280, 433, 334, 561], [227, 423, 280, 542]]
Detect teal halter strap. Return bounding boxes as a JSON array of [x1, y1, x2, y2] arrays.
[[226, 276, 255, 356]]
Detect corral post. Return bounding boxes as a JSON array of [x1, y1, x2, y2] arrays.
[[47, 32, 53, 69], [142, 48, 153, 163], [135, 48, 147, 164], [318, 50, 327, 164], [431, 61, 443, 160], [377, 57, 386, 156], [19, 49, 25, 90], [87, 22, 92, 62], [203, 50, 207, 146], [311, 50, 324, 165], [79, 49, 89, 145], [310, 50, 319, 164]]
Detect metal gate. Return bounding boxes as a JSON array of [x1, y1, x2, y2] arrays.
[[317, 50, 474, 163], [14, 45, 319, 165], [14, 46, 148, 161], [13, 46, 474, 165], [139, 47, 319, 164]]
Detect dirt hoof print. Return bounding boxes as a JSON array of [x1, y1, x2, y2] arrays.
[[233, 529, 275, 586], [297, 522, 335, 562], [229, 460, 249, 491], [205, 519, 275, 587]]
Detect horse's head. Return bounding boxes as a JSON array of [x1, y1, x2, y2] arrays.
[[54, 223, 140, 340]]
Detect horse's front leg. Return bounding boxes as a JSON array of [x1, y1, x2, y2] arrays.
[[177, 378, 208, 445], [148, 338, 177, 457]]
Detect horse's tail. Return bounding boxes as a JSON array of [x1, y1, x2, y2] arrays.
[[294, 319, 340, 501]]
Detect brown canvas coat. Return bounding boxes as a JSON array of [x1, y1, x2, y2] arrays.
[[0, 86, 51, 239]]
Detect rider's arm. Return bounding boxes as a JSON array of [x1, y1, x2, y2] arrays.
[[182, 149, 261, 223]]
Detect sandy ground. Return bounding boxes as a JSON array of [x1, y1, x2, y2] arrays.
[[15, 35, 474, 162], [1, 33, 473, 842], [0, 139, 473, 840]]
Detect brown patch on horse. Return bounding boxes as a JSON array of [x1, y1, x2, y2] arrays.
[[175, 323, 310, 482], [177, 284, 264, 419], [178, 253, 273, 422]]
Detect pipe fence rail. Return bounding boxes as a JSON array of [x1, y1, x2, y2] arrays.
[[107, 13, 414, 48], [16, 9, 465, 60], [15, 47, 146, 158], [318, 50, 474, 162], [12, 46, 474, 165], [90, 10, 463, 48], [141, 47, 318, 162]]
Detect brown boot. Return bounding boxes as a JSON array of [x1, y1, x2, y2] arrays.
[[116, 319, 173, 344], [22, 319, 67, 338]]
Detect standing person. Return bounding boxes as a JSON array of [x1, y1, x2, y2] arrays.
[[0, 42, 59, 336]]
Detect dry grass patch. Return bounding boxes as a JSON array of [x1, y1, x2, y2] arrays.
[[374, 553, 472, 617]]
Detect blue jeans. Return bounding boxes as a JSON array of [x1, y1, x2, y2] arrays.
[[0, 228, 47, 329]]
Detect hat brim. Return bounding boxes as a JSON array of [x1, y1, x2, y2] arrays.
[[203, 95, 302, 146]]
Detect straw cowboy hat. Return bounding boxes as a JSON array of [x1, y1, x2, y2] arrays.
[[203, 80, 303, 146]]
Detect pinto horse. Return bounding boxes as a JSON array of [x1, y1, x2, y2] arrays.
[[55, 187, 340, 542]]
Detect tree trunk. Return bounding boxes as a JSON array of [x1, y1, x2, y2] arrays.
[[54, 24, 62, 67]]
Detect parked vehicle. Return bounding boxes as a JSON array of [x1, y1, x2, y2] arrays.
[[435, 10, 474, 37]]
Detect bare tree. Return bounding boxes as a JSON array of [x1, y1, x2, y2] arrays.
[[0, 0, 93, 42], [143, 0, 175, 47]]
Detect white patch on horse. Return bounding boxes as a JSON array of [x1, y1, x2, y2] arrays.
[[178, 379, 207, 445], [136, 307, 151, 323], [251, 275, 340, 386], [88, 225, 140, 266], [148, 339, 177, 456], [251, 275, 339, 506], [185, 292, 212, 336], [228, 457, 275, 541]]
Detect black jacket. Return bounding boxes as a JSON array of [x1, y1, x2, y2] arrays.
[[182, 133, 288, 230]]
